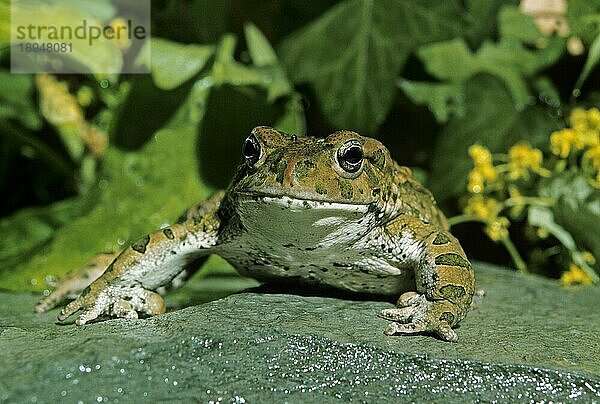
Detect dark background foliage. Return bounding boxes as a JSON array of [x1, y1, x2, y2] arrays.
[[0, 0, 598, 290]]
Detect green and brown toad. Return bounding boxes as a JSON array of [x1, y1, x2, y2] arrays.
[[37, 126, 475, 341]]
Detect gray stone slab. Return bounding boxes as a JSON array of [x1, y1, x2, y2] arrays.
[[1, 262, 599, 402]]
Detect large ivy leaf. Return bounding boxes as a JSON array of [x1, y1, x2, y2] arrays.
[[463, 0, 507, 48], [497, 4, 541, 44], [415, 36, 563, 112], [279, 0, 463, 133], [145, 38, 215, 90], [401, 5, 564, 123], [10, 2, 123, 78], [398, 79, 464, 123]]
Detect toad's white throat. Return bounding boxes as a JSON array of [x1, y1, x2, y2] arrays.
[[236, 195, 375, 248]]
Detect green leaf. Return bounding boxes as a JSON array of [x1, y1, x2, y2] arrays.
[[527, 206, 576, 250], [0, 196, 94, 278], [244, 23, 278, 67], [279, 0, 463, 133], [397, 79, 465, 123], [11, 2, 123, 78], [463, 0, 506, 48], [146, 38, 215, 90], [416, 37, 563, 110], [59, 0, 116, 22], [244, 24, 294, 102], [213, 33, 293, 102], [498, 5, 541, 44], [0, 71, 41, 130], [528, 204, 598, 281], [567, 0, 600, 43], [540, 172, 600, 278], [0, 0, 9, 46], [575, 33, 600, 91]]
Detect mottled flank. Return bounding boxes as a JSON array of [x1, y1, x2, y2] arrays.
[[163, 228, 175, 240], [439, 284, 467, 302], [435, 253, 470, 268], [131, 235, 151, 254], [433, 233, 450, 245]]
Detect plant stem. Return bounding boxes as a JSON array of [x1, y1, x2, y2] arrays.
[[501, 236, 528, 273], [502, 197, 554, 208], [447, 214, 486, 226]]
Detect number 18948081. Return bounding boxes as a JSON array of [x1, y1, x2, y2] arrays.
[[19, 42, 72, 53]]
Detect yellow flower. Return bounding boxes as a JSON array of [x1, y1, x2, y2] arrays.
[[485, 217, 510, 241], [568, 107, 600, 147], [467, 169, 484, 194], [469, 144, 492, 165], [570, 107, 600, 132], [588, 108, 600, 131], [560, 263, 593, 286], [465, 195, 501, 221], [507, 141, 545, 180], [582, 251, 596, 266], [569, 107, 588, 131], [467, 144, 497, 193], [578, 129, 599, 148], [550, 128, 582, 158], [583, 145, 600, 187], [584, 145, 600, 170]]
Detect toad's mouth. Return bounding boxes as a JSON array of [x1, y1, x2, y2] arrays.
[[234, 189, 374, 208]]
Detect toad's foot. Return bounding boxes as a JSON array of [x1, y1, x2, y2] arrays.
[[57, 280, 165, 325], [379, 291, 459, 342], [35, 253, 117, 314]]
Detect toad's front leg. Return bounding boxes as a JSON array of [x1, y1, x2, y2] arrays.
[[57, 193, 223, 325], [379, 218, 475, 342]]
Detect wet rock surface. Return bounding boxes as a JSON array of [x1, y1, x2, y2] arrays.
[[1, 262, 599, 402]]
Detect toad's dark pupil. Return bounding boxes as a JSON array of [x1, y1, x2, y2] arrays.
[[243, 136, 261, 164], [343, 146, 363, 164], [337, 140, 364, 173]]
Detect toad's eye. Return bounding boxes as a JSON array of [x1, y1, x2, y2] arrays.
[[242, 134, 261, 166], [337, 140, 363, 173]]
